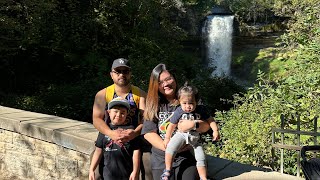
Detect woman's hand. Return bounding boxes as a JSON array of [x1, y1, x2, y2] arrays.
[[164, 138, 170, 148], [177, 120, 195, 132]]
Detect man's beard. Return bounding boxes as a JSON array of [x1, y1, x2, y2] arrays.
[[115, 78, 130, 87]]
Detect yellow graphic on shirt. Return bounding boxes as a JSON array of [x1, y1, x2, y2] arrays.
[[159, 112, 174, 134]]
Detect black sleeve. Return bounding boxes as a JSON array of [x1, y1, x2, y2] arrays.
[[170, 108, 183, 124], [197, 105, 211, 121], [141, 120, 157, 135], [130, 136, 142, 150], [95, 132, 105, 148]]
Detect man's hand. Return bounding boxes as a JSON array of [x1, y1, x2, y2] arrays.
[[109, 129, 126, 142], [109, 128, 137, 143], [120, 129, 136, 143]]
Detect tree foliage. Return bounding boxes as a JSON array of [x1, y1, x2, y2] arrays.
[[211, 0, 320, 175], [0, 0, 242, 121]]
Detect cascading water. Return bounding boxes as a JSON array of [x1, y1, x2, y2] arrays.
[[203, 15, 234, 77]]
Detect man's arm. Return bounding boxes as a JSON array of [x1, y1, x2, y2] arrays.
[[116, 89, 146, 142], [129, 89, 147, 138], [92, 89, 122, 140]]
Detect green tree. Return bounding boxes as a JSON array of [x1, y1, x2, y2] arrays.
[[210, 1, 320, 175]]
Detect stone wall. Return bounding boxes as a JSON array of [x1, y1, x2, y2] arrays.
[[0, 106, 98, 180]]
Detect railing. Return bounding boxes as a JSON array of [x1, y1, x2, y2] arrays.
[[271, 115, 319, 177]]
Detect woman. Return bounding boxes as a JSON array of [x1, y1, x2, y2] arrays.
[[141, 64, 210, 180]]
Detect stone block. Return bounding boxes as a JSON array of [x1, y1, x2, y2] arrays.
[[0, 142, 15, 153], [53, 123, 98, 155], [42, 157, 56, 171], [0, 129, 13, 143], [4, 152, 27, 175], [0, 106, 53, 132], [56, 146, 85, 161], [34, 138, 59, 157], [0, 106, 23, 114], [0, 153, 4, 167], [20, 116, 86, 143], [78, 158, 90, 178], [12, 133, 36, 155], [57, 169, 79, 180], [26, 155, 45, 168], [32, 167, 58, 180], [56, 155, 77, 170]]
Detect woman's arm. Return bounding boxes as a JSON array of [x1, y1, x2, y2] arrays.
[[144, 131, 166, 151], [198, 117, 211, 133], [177, 119, 210, 133]]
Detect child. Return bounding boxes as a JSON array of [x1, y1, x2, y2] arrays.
[[162, 82, 220, 180], [89, 97, 141, 180]]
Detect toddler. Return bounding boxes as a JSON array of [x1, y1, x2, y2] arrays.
[[162, 82, 220, 180]]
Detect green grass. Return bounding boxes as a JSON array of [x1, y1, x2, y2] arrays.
[[231, 45, 294, 84]]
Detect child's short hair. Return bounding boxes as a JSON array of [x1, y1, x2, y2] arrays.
[[108, 97, 130, 111], [177, 82, 199, 102]]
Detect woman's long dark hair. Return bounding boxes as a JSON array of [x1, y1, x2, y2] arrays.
[[143, 63, 178, 121]]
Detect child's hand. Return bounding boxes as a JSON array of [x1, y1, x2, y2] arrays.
[[164, 138, 170, 148], [129, 172, 138, 180], [212, 130, 220, 141], [89, 170, 95, 180]]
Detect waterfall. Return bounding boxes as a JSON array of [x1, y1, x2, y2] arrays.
[[203, 15, 234, 77]]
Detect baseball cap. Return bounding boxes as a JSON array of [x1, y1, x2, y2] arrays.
[[111, 58, 131, 70], [108, 97, 130, 111]]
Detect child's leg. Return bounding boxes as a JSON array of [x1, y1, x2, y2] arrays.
[[197, 166, 207, 180], [194, 144, 207, 180], [163, 132, 186, 179]]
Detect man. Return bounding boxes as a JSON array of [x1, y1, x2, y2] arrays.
[[92, 58, 152, 180]]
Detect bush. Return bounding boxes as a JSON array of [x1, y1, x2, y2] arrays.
[[211, 41, 320, 174]]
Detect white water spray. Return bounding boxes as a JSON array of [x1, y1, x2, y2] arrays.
[[203, 15, 234, 77]]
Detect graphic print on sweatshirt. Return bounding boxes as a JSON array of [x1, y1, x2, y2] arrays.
[[158, 111, 174, 139]]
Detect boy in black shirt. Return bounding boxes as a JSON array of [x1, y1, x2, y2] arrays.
[[89, 97, 141, 180]]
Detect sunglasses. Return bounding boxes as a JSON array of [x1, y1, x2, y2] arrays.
[[112, 69, 131, 75]]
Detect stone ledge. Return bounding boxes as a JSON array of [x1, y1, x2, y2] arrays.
[[0, 106, 98, 155]]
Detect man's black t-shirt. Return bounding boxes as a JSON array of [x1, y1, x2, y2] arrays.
[[95, 125, 141, 179]]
